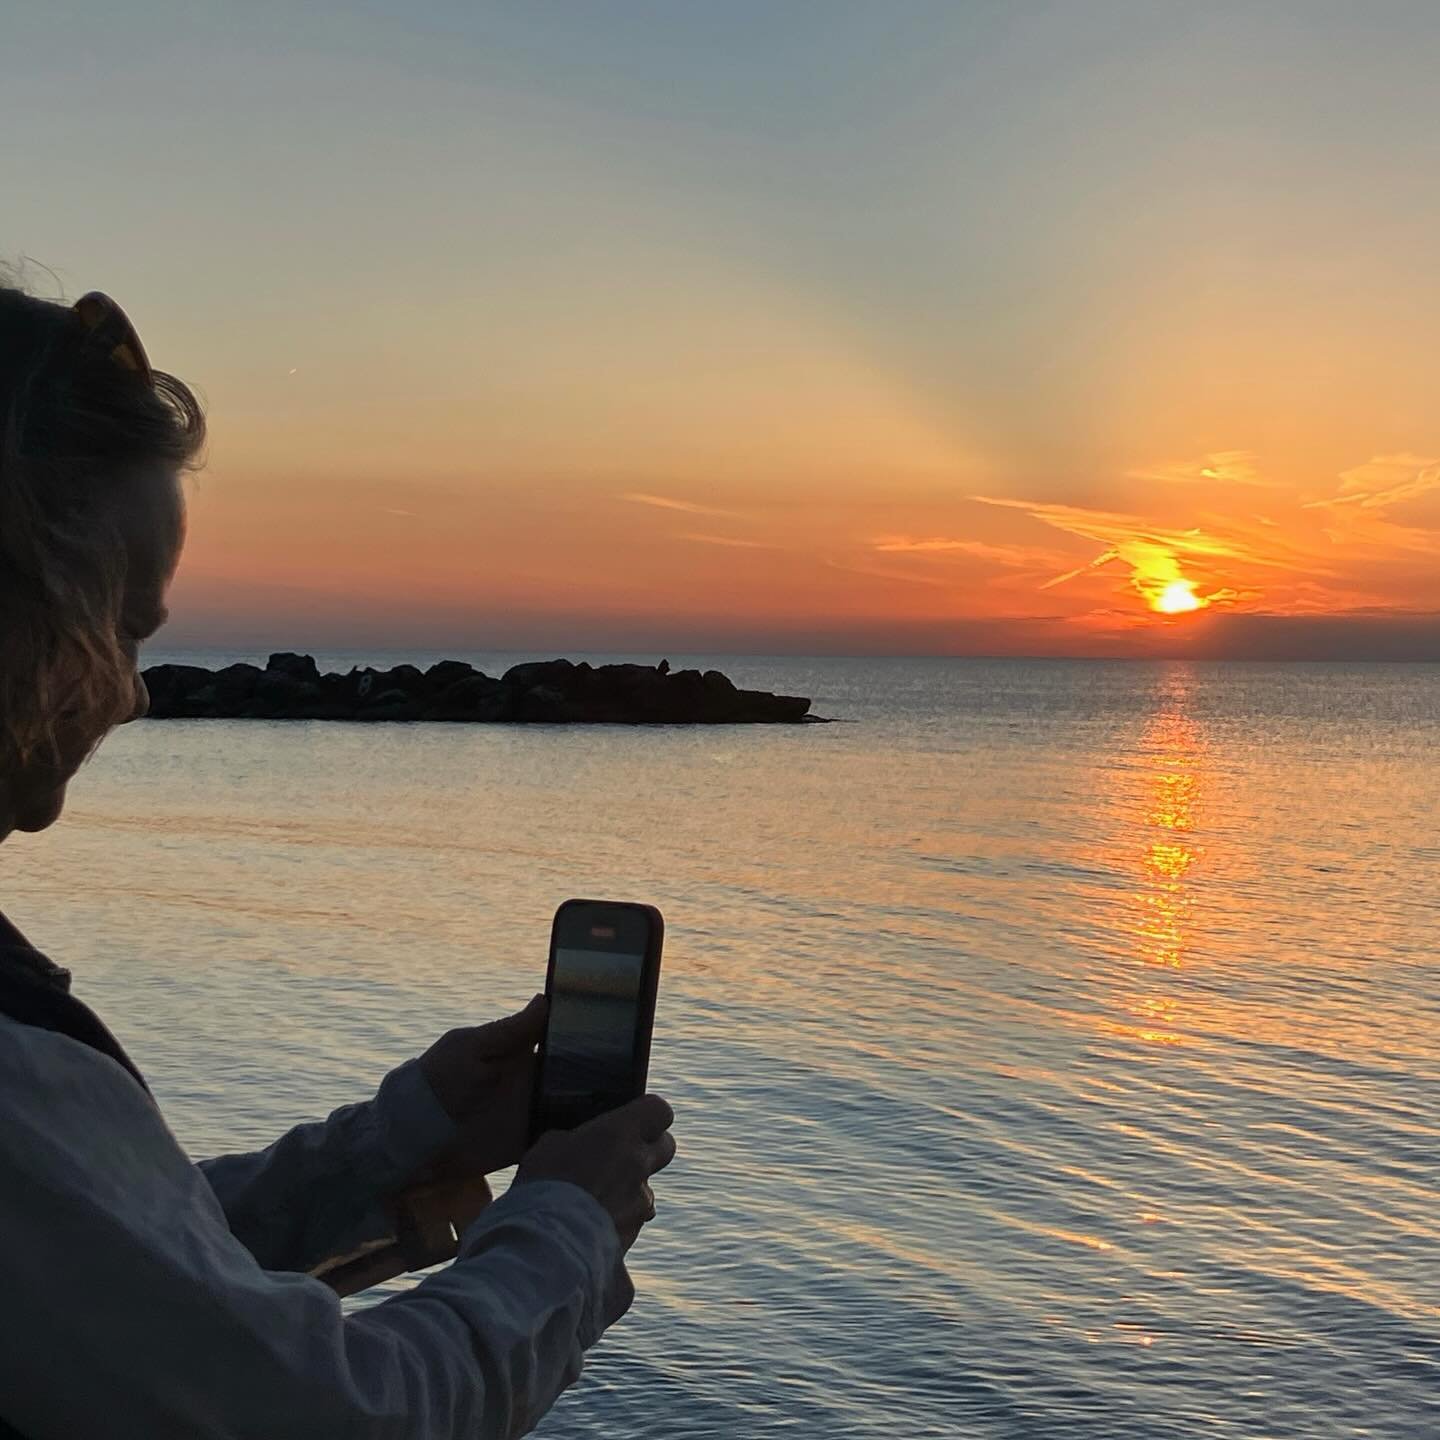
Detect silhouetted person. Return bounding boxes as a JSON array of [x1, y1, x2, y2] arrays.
[[0, 282, 676, 1439]]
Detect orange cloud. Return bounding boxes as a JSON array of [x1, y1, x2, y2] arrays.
[[619, 492, 744, 518], [966, 446, 1440, 626], [871, 536, 1067, 568], [1128, 451, 1275, 489], [969, 494, 1268, 613], [1331, 454, 1440, 509], [678, 532, 781, 550]]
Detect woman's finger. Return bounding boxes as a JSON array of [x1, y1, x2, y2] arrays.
[[606, 1093, 674, 1141], [615, 1185, 657, 1249], [473, 994, 548, 1054], [645, 1130, 678, 1176]]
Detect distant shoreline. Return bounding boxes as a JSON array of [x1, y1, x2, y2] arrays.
[[141, 653, 820, 725]]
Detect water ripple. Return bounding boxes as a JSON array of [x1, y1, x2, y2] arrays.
[[9, 656, 1439, 1437]]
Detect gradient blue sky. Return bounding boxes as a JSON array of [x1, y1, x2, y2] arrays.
[[5, 2, 1440, 655]]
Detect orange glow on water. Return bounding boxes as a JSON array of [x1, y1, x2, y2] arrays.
[[1089, 671, 1208, 1050], [1135, 698, 1203, 970]]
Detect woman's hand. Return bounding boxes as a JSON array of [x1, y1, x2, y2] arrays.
[[417, 994, 548, 1179], [516, 1094, 677, 1249], [318, 996, 548, 1292], [320, 1008, 675, 1298]]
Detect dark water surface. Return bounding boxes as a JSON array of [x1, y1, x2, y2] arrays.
[[8, 657, 1440, 1437]]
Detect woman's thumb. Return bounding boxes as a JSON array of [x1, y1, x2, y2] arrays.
[[481, 993, 548, 1051]]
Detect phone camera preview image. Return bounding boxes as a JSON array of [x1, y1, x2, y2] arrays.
[[535, 945, 646, 1133]]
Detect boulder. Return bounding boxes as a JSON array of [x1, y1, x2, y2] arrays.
[[372, 664, 426, 696], [251, 671, 326, 717], [143, 663, 218, 716], [735, 689, 812, 723], [425, 659, 477, 692], [180, 684, 221, 715], [593, 662, 664, 691], [425, 675, 512, 721], [212, 663, 263, 708], [655, 668, 708, 721], [502, 658, 575, 690], [320, 667, 375, 709], [512, 683, 569, 722], [358, 687, 423, 721], [266, 652, 321, 685]]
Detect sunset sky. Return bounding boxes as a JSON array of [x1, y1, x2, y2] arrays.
[[5, 2, 1440, 657]]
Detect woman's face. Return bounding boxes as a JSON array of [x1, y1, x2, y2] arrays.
[[3, 468, 184, 835]]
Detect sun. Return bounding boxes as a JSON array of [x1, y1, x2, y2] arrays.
[[1152, 579, 1204, 615]]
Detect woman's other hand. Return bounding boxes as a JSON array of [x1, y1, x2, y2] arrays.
[[417, 994, 547, 1178], [516, 1094, 677, 1249]]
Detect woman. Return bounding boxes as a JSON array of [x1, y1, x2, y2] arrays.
[[0, 283, 677, 1439]]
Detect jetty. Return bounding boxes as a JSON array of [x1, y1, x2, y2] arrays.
[[142, 653, 817, 724]]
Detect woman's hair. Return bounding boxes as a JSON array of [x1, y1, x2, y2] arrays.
[[0, 283, 205, 772]]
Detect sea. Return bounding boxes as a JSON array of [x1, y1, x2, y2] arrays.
[[6, 654, 1439, 1439]]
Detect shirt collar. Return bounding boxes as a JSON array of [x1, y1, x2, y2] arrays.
[[0, 911, 73, 992]]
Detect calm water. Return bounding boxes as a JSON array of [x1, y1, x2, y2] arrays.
[[7, 656, 1440, 1438]]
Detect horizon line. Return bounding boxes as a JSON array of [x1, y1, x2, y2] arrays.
[[148, 644, 1440, 666]]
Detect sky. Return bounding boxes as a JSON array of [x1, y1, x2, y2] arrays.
[[4, 1, 1440, 658]]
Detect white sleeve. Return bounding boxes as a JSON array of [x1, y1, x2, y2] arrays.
[[199, 1059, 458, 1272], [0, 1021, 626, 1440]]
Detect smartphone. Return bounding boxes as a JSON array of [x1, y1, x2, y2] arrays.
[[531, 899, 664, 1138]]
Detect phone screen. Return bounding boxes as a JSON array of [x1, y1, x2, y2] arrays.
[[535, 944, 647, 1132]]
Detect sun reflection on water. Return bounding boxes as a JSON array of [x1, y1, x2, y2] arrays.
[[1134, 676, 1205, 971], [1099, 668, 1210, 1047]]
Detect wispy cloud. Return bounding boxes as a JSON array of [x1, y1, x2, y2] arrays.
[[970, 495, 1274, 610], [1296, 454, 1440, 562], [1129, 451, 1274, 488], [970, 495, 1257, 565], [824, 558, 949, 588], [1331, 453, 1440, 509], [620, 491, 741, 518], [678, 532, 780, 550], [970, 440, 1440, 622], [1039, 549, 1120, 590], [872, 535, 1066, 568]]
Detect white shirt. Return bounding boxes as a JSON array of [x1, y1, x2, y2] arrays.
[[0, 1013, 626, 1439]]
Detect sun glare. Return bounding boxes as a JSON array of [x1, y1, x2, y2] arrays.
[[1152, 579, 1204, 615]]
